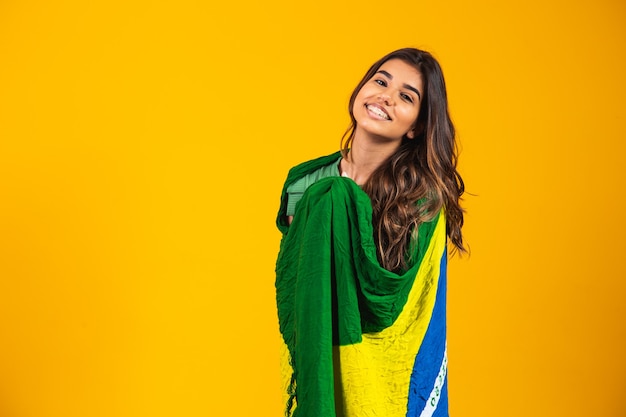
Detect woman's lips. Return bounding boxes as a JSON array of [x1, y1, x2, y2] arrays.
[[366, 104, 391, 120]]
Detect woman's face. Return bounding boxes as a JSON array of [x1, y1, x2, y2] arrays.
[[352, 59, 423, 143]]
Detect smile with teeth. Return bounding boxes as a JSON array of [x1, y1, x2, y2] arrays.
[[366, 104, 391, 120]]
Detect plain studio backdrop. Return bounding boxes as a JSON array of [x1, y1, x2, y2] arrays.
[[0, 1, 624, 416]]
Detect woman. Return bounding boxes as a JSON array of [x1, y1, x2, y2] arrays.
[[275, 48, 465, 417]]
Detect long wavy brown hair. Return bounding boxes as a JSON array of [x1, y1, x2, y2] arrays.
[[342, 48, 465, 272]]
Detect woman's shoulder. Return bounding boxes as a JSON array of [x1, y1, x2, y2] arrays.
[[283, 152, 342, 217], [286, 151, 342, 180]]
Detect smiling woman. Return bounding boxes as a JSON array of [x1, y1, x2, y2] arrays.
[[275, 48, 464, 417], [351, 59, 423, 145]]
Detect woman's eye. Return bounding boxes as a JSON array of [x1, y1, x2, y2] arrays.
[[374, 79, 387, 87], [401, 93, 414, 103]]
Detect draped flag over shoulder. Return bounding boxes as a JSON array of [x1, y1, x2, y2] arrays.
[[275, 153, 449, 417]]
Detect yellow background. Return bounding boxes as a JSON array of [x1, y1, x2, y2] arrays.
[[0, 0, 624, 416]]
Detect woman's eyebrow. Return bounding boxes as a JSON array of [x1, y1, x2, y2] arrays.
[[375, 70, 422, 100], [403, 84, 421, 100], [376, 70, 393, 79]]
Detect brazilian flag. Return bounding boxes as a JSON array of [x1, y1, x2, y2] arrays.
[[276, 153, 449, 417]]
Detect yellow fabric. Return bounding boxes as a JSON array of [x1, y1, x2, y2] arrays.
[[278, 214, 447, 417]]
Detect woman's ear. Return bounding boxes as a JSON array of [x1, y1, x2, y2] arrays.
[[409, 121, 425, 139], [407, 121, 423, 139]]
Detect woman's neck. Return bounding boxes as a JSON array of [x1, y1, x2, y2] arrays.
[[341, 132, 400, 185]]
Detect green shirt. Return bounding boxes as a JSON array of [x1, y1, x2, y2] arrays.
[[285, 155, 342, 216]]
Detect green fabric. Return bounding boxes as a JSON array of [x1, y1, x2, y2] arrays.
[[285, 157, 341, 216], [275, 153, 439, 417], [277, 152, 344, 234]]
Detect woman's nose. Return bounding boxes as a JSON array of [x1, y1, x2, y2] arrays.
[[378, 93, 393, 105]]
